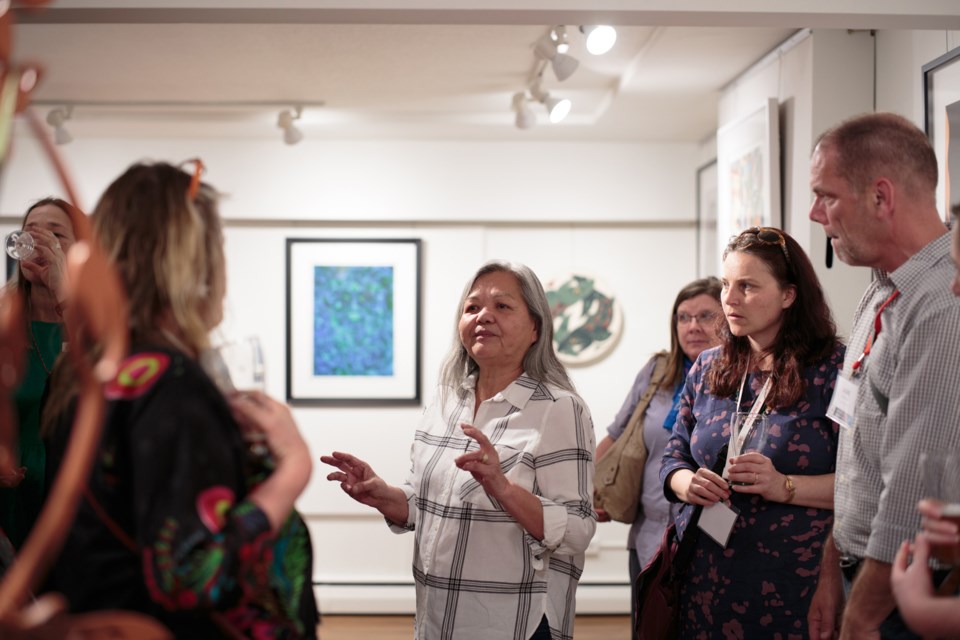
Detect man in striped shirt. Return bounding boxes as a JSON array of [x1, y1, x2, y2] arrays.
[[807, 112, 960, 639]]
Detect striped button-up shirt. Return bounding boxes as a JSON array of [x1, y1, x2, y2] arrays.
[[390, 373, 596, 640], [834, 232, 960, 563]]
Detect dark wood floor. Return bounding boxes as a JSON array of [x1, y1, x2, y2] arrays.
[[318, 614, 631, 639]]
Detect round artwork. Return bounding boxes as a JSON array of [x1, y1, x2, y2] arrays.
[[544, 273, 623, 366]]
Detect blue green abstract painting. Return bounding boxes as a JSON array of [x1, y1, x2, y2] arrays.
[[313, 266, 394, 376]]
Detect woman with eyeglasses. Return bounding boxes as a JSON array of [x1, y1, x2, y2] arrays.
[[593, 276, 721, 628], [44, 162, 319, 638], [660, 227, 844, 638], [1, 198, 77, 554]]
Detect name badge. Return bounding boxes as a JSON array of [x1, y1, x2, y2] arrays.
[[826, 374, 859, 431], [698, 501, 739, 548]]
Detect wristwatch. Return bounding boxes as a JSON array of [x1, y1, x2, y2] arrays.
[[783, 475, 797, 503]]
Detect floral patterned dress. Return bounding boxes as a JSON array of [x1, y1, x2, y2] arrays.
[[659, 344, 844, 640], [46, 347, 318, 639]]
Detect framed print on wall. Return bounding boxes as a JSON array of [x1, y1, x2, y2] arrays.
[[286, 238, 422, 406], [696, 159, 719, 277], [716, 97, 781, 274], [923, 44, 960, 222]]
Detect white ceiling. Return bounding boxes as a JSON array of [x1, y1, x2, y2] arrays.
[[11, 0, 960, 142]]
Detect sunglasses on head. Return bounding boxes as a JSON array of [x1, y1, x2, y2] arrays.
[[737, 226, 790, 265], [182, 158, 205, 201]]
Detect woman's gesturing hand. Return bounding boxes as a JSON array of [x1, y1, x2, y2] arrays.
[[321, 450, 410, 522], [455, 423, 509, 497]]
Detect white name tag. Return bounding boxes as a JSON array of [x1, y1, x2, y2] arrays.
[[697, 501, 739, 548], [826, 374, 859, 431]]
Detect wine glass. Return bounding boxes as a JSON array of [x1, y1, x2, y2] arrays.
[[208, 336, 265, 394], [4, 230, 35, 261], [202, 336, 268, 454]]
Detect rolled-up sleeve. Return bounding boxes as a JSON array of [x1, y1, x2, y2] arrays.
[[528, 394, 596, 558]]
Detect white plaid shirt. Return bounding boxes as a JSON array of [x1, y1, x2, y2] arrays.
[[834, 232, 960, 563], [390, 373, 596, 640]]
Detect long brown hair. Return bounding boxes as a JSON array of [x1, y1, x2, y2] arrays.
[[707, 228, 837, 408], [6, 197, 82, 321]]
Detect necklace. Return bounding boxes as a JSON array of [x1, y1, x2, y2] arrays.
[[29, 321, 53, 376]]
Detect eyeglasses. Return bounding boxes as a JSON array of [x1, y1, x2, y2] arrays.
[[676, 311, 718, 325], [183, 157, 205, 201], [738, 226, 790, 264]]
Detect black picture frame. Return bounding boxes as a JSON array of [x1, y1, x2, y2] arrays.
[[285, 238, 422, 406], [922, 45, 960, 221]]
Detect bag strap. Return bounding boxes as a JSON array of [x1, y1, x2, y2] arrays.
[[672, 443, 729, 576], [622, 353, 670, 436]]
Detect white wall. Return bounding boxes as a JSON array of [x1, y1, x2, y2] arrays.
[[11, 26, 960, 616], [714, 29, 875, 340], [2, 132, 699, 613]]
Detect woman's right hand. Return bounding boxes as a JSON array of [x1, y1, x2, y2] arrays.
[[19, 227, 69, 298], [674, 467, 730, 506], [230, 391, 310, 473], [230, 391, 311, 531], [322, 452, 396, 509]]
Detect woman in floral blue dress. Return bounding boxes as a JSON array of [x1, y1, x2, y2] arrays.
[[660, 227, 843, 639]]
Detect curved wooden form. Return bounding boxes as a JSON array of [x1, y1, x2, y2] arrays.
[[0, 3, 170, 637]]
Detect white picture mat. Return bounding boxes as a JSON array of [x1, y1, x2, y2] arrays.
[[716, 97, 781, 274], [287, 239, 420, 402]]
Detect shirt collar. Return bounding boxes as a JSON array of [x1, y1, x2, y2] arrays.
[[461, 371, 538, 409], [889, 231, 952, 293]]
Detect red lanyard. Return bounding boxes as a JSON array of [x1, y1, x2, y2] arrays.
[[851, 289, 900, 373]]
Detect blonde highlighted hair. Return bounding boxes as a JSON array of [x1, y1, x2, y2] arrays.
[[92, 162, 225, 356]]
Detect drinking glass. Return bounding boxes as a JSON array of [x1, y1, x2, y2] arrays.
[[202, 336, 268, 454], [4, 230, 35, 261], [733, 412, 770, 455], [920, 449, 960, 563], [204, 336, 265, 395]]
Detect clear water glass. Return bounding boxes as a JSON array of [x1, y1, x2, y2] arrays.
[[202, 336, 268, 453], [4, 230, 35, 261]]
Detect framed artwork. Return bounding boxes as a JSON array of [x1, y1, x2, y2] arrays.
[[716, 97, 781, 274], [696, 159, 718, 277], [544, 273, 623, 367], [923, 45, 960, 222], [286, 238, 422, 406]]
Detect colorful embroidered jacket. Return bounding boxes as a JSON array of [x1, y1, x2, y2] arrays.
[[46, 347, 318, 639]]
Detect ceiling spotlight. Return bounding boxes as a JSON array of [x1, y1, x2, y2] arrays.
[[529, 82, 571, 124], [511, 92, 536, 130], [552, 26, 570, 54], [580, 25, 617, 55], [45, 106, 73, 145], [534, 29, 579, 82], [277, 106, 303, 145]]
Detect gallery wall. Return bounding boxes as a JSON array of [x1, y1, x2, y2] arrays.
[[1, 134, 701, 612], [5, 25, 960, 615]]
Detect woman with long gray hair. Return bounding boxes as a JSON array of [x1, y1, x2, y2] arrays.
[[323, 260, 596, 640]]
